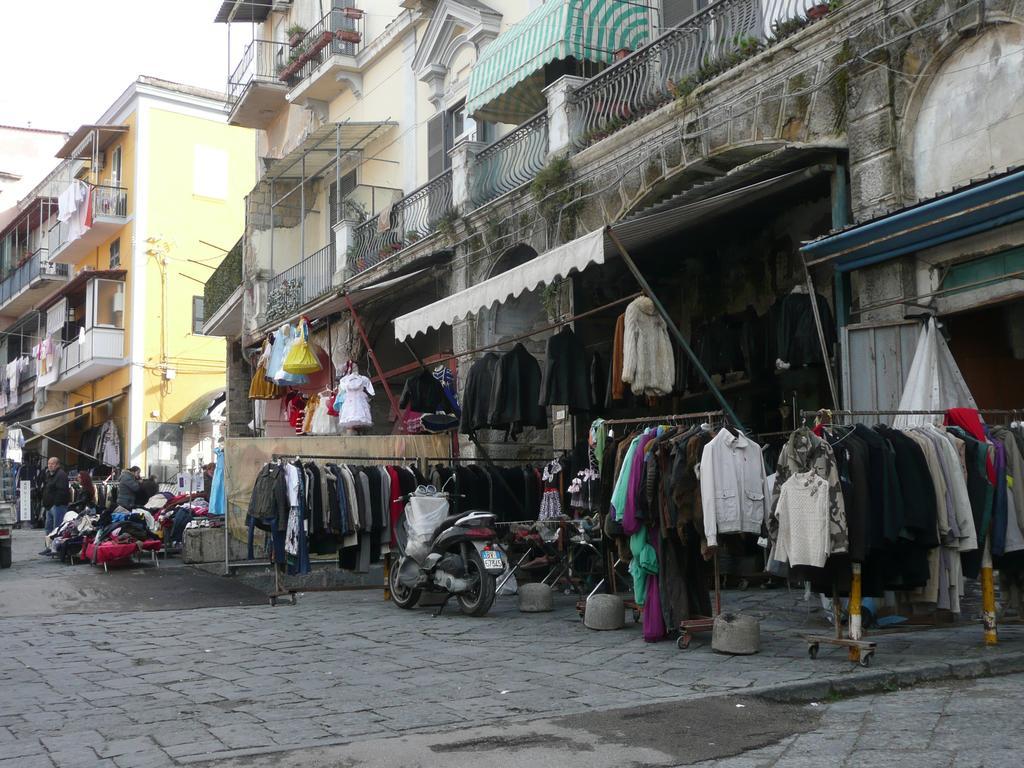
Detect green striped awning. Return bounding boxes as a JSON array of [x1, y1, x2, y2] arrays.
[[466, 0, 651, 124]]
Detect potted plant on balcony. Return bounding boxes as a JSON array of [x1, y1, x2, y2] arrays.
[[807, 2, 831, 20], [337, 29, 362, 44], [287, 24, 307, 47], [342, 7, 364, 19]]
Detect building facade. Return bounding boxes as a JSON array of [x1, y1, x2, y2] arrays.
[[0, 77, 255, 482], [209, 0, 1024, 454]]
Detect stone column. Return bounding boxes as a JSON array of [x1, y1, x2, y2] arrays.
[[543, 75, 586, 156], [449, 137, 487, 210]]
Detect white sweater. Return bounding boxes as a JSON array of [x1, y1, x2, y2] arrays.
[[775, 472, 830, 568]]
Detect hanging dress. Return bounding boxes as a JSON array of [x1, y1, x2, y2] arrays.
[[338, 373, 375, 430], [310, 395, 337, 435], [271, 324, 309, 387], [250, 340, 284, 399], [209, 446, 226, 516]]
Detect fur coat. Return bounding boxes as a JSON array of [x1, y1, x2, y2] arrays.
[[621, 297, 675, 396]]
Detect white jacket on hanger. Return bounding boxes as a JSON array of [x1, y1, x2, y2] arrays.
[[699, 429, 769, 547], [621, 296, 674, 397]]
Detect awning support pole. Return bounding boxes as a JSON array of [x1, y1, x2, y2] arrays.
[[19, 422, 101, 463], [343, 292, 401, 421], [604, 225, 745, 431], [801, 255, 840, 408]]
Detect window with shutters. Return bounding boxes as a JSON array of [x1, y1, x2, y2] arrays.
[[661, 0, 703, 29], [192, 296, 206, 335], [427, 113, 446, 179], [328, 169, 358, 223]]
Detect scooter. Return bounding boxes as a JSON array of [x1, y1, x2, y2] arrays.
[[389, 485, 505, 617]]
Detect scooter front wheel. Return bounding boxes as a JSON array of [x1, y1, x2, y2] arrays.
[[457, 549, 496, 617], [389, 557, 421, 609]]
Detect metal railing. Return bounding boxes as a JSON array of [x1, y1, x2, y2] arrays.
[[0, 249, 69, 307], [471, 113, 550, 207], [349, 169, 454, 276], [228, 39, 284, 105], [281, 8, 364, 88], [92, 185, 128, 218], [569, 0, 821, 147], [266, 243, 336, 322]]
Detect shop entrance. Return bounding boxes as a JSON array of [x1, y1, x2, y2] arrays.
[[945, 297, 1024, 409]]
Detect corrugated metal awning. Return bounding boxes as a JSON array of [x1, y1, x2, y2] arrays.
[[466, 0, 651, 124], [214, 0, 271, 24], [802, 166, 1024, 272], [56, 125, 128, 160]]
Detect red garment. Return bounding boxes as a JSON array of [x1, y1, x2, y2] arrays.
[[83, 539, 137, 565], [385, 466, 403, 546], [812, 423, 826, 438], [945, 407, 996, 483]]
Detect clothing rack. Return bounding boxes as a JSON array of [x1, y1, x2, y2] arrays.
[[790, 407, 1024, 661], [602, 410, 724, 427], [263, 453, 428, 606]]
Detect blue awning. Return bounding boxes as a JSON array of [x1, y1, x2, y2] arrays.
[[802, 167, 1024, 272]]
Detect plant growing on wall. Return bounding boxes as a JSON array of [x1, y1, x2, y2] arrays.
[[540, 281, 562, 321], [436, 208, 461, 245], [531, 156, 582, 239]]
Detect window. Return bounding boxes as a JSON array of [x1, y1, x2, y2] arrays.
[[93, 279, 125, 329], [146, 422, 183, 484], [193, 145, 229, 200], [110, 146, 122, 187], [429, 100, 493, 178], [109, 238, 120, 269], [192, 296, 205, 335], [329, 169, 358, 223]]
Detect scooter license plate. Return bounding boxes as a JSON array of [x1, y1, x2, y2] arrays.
[[480, 550, 505, 572]]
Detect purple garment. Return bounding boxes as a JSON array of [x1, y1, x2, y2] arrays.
[[988, 433, 1008, 556], [643, 529, 666, 641], [623, 433, 655, 534]]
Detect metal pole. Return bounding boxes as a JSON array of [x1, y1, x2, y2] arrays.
[[269, 178, 275, 274], [342, 293, 401, 420], [802, 258, 840, 408], [300, 154, 306, 263], [604, 226, 744, 431]]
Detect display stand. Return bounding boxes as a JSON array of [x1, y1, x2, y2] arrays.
[[266, 452, 424, 607], [796, 407, 1019, 659]]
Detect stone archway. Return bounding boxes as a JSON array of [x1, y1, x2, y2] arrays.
[[908, 23, 1024, 200], [478, 243, 545, 347]]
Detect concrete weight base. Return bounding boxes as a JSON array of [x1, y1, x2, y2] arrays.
[[518, 582, 554, 612], [584, 593, 625, 630]]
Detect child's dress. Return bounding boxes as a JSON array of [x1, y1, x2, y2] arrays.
[[338, 373, 375, 429]]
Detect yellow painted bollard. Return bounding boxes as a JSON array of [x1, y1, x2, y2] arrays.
[[848, 563, 862, 662], [981, 541, 997, 646]]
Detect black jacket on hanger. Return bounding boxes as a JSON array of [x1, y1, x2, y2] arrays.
[[489, 344, 547, 437], [460, 352, 501, 434], [541, 326, 592, 413], [399, 368, 449, 414]]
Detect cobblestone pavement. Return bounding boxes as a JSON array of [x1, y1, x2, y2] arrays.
[[1, 530, 1023, 767], [698, 673, 1024, 768]]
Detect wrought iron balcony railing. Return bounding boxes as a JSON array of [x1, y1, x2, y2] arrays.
[[266, 242, 336, 322], [228, 39, 285, 105], [569, 0, 824, 147], [348, 170, 453, 277], [471, 112, 549, 207], [0, 249, 68, 307], [280, 8, 364, 88]]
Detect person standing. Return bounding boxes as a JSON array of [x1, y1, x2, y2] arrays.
[[117, 465, 143, 510], [40, 457, 70, 555]]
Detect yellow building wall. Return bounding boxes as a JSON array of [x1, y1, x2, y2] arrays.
[[141, 108, 256, 432]]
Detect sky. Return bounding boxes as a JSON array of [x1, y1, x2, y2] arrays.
[[0, 1, 249, 131]]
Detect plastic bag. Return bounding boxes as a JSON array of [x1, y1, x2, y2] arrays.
[[283, 319, 322, 375], [404, 493, 448, 562]]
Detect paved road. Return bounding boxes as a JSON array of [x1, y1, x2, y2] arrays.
[[1, 529, 1022, 767], [197, 674, 1024, 767]]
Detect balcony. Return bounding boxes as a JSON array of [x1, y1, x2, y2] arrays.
[[471, 112, 549, 207], [227, 39, 289, 129], [266, 243, 336, 323], [0, 249, 70, 316], [568, 0, 823, 149], [346, 170, 453, 278], [46, 327, 126, 392], [283, 8, 364, 106], [48, 185, 129, 264]]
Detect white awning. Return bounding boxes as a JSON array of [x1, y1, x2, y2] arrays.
[[392, 229, 605, 341]]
